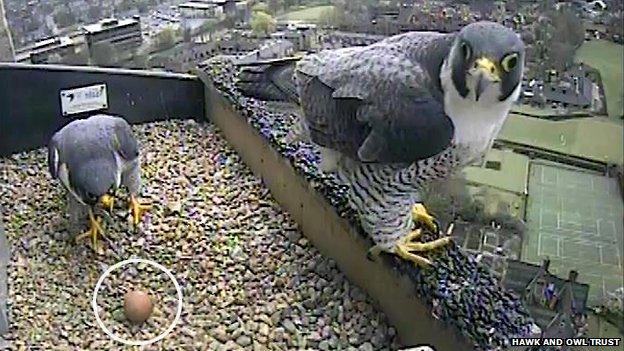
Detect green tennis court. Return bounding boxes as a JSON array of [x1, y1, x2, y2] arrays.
[[523, 161, 624, 306]]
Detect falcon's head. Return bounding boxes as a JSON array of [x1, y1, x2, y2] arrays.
[[70, 159, 117, 208], [447, 21, 525, 102]]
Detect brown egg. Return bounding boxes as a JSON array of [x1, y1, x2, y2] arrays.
[[123, 290, 153, 324]]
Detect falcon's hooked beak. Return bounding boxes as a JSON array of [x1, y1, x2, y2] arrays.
[[474, 57, 501, 101]]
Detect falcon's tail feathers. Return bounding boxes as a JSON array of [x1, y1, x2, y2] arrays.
[[235, 57, 301, 103]]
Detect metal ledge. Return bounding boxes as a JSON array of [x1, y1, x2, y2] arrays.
[[199, 74, 472, 350], [0, 62, 198, 80]]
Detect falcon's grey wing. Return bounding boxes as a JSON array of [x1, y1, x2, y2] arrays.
[[109, 116, 139, 162], [235, 58, 300, 102], [47, 134, 60, 179], [47, 130, 77, 199], [295, 33, 455, 163], [107, 116, 141, 194]]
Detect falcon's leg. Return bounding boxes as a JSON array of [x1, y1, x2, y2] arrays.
[[395, 228, 452, 267], [67, 192, 88, 235], [412, 203, 439, 233], [122, 159, 150, 227], [75, 208, 105, 253]]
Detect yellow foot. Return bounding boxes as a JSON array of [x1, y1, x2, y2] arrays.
[[100, 194, 115, 213], [395, 229, 452, 267], [412, 203, 439, 233], [129, 194, 151, 227], [75, 209, 105, 254]]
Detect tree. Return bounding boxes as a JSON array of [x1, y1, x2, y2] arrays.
[[251, 10, 276, 36], [118, 0, 135, 12], [607, 14, 624, 37], [268, 0, 280, 15], [137, 1, 149, 14], [332, 0, 371, 30], [126, 52, 148, 69], [88, 5, 103, 21], [549, 42, 576, 72], [200, 19, 218, 34], [90, 42, 119, 67], [54, 8, 76, 28], [549, 6, 584, 48], [320, 6, 345, 28], [182, 28, 192, 42], [252, 2, 270, 13], [283, 0, 298, 8], [62, 49, 90, 66], [472, 0, 494, 19], [152, 27, 177, 51]]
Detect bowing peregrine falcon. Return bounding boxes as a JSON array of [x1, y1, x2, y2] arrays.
[[237, 21, 525, 266], [48, 114, 151, 253]]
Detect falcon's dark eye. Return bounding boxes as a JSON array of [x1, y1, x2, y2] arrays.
[[460, 42, 472, 61], [501, 53, 519, 72]]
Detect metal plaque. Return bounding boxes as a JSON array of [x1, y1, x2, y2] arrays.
[[60, 83, 108, 116]]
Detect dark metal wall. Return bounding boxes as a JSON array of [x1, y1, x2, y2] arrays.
[[0, 63, 206, 156]]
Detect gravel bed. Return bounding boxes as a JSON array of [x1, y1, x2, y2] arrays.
[[0, 120, 400, 350], [206, 58, 536, 351], [97, 261, 179, 342]]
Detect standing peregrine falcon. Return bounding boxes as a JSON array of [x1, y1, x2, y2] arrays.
[[48, 114, 151, 253], [237, 21, 525, 266]]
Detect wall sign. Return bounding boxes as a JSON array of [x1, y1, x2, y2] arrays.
[[60, 83, 108, 116]]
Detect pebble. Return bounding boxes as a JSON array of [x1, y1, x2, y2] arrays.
[[0, 119, 400, 349], [360, 342, 375, 351], [282, 319, 297, 334], [236, 335, 252, 347]]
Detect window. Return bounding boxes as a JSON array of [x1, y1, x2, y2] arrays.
[[485, 161, 502, 170]]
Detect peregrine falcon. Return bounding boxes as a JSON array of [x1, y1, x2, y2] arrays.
[[236, 21, 525, 266], [48, 114, 151, 252]]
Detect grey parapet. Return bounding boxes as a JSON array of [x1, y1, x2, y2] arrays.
[[0, 220, 8, 336]]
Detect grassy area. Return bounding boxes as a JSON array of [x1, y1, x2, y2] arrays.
[[277, 5, 335, 22], [576, 40, 624, 119], [498, 114, 624, 165], [464, 149, 530, 195]]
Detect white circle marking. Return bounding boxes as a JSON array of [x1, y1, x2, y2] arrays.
[[91, 258, 183, 346]]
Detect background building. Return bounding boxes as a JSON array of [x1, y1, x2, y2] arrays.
[[84, 18, 143, 53]]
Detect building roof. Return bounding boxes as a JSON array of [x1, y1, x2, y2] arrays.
[[542, 77, 594, 107], [13, 36, 77, 62], [179, 2, 219, 10], [502, 259, 590, 329], [83, 18, 139, 34]]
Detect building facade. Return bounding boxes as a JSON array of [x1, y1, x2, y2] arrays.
[[83, 18, 142, 53], [13, 35, 87, 64]]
